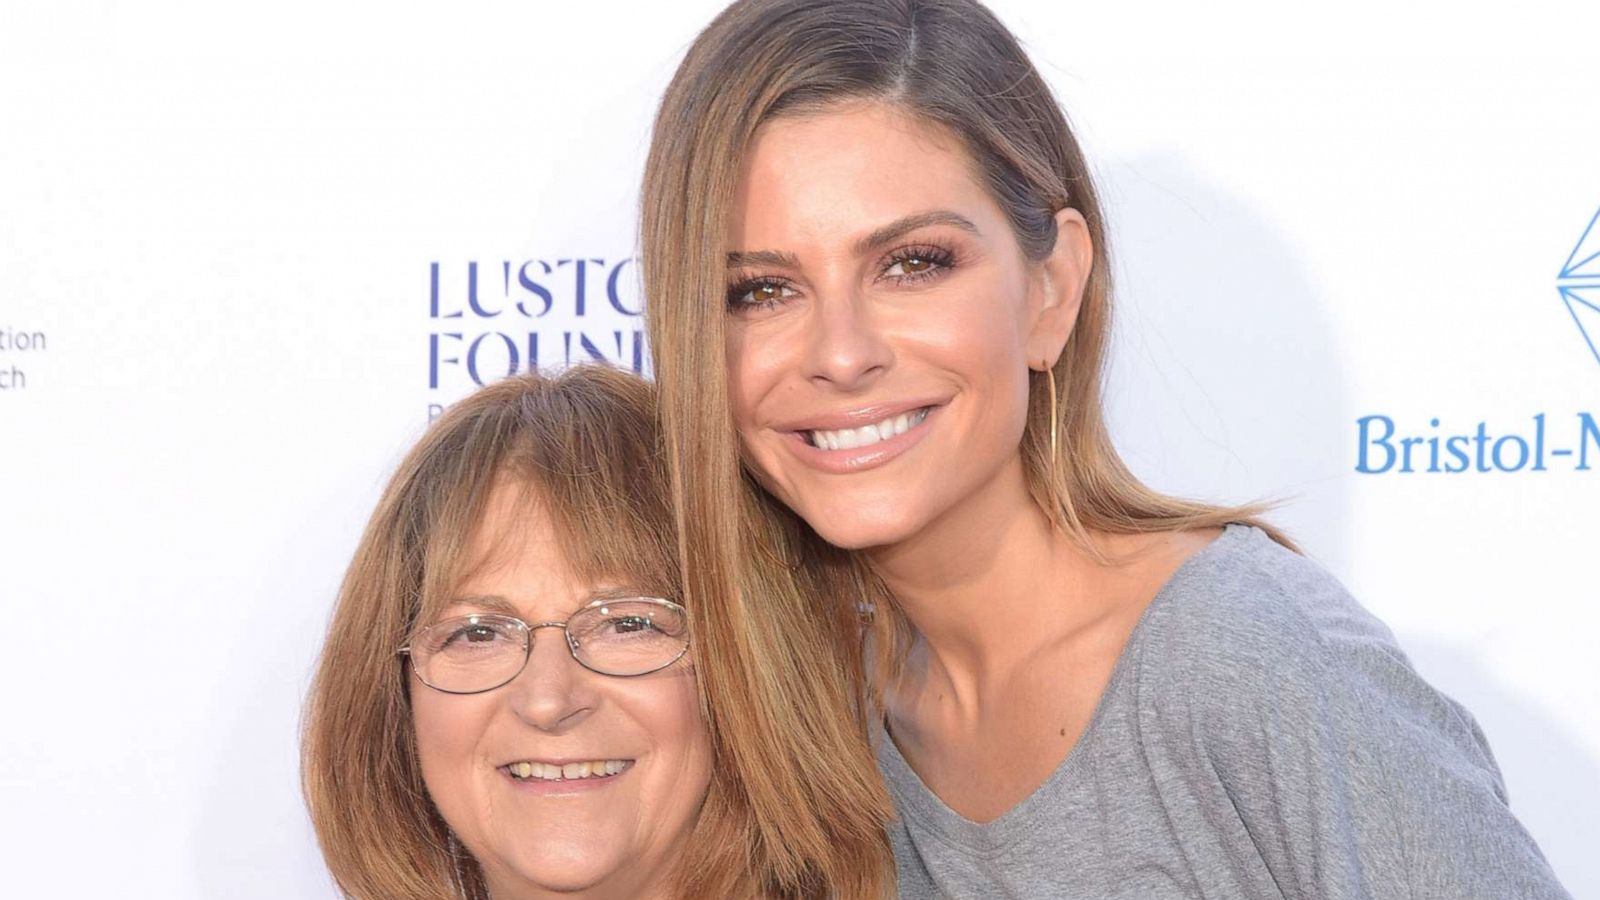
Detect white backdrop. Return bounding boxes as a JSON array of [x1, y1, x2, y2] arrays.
[[2, 2, 1596, 896]]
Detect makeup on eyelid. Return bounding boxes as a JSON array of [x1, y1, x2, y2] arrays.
[[726, 241, 962, 311]]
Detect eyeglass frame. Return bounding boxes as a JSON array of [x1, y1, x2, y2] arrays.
[[396, 595, 690, 695]]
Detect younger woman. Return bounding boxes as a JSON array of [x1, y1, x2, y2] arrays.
[[640, 1, 1573, 897]]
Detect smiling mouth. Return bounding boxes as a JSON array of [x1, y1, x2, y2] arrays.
[[504, 759, 632, 782], [804, 407, 931, 451]]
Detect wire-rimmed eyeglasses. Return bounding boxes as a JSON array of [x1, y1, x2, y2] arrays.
[[397, 596, 689, 694]]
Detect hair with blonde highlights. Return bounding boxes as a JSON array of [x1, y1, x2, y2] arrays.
[[641, 0, 1293, 893], [301, 365, 769, 899]]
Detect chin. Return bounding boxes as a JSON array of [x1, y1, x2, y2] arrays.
[[803, 503, 924, 551], [495, 847, 620, 896]]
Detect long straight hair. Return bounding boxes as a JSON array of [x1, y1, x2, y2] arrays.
[[301, 366, 769, 898], [641, 0, 1293, 895]]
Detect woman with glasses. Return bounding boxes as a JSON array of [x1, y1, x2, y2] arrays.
[[304, 366, 787, 898], [638, 1, 1572, 897]]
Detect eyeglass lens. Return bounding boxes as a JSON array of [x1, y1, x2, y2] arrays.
[[409, 599, 687, 693]]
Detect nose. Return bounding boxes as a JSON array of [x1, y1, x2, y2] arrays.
[[504, 624, 597, 732], [803, 288, 892, 391]]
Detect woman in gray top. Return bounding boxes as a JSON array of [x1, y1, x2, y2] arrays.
[[638, 0, 1573, 897]]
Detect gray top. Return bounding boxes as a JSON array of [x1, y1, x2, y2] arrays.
[[879, 524, 1570, 900]]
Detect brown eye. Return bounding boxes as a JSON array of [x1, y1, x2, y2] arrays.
[[883, 247, 953, 281], [728, 278, 796, 310]]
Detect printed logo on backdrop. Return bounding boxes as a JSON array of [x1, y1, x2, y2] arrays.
[[0, 326, 46, 392], [426, 259, 645, 420], [1354, 205, 1600, 474], [1557, 206, 1600, 371]]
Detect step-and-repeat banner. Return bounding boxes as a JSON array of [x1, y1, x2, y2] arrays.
[[2, 2, 1595, 896]]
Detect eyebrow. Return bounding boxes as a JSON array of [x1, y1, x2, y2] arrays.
[[445, 594, 519, 616], [442, 586, 649, 617], [726, 248, 800, 269], [725, 209, 981, 269], [853, 209, 980, 256]]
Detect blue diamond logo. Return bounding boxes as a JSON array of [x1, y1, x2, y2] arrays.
[[1560, 206, 1600, 280], [1560, 284, 1600, 371], [1557, 206, 1600, 373]]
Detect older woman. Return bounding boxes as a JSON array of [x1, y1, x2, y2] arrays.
[[640, 1, 1572, 898], [303, 366, 784, 898]]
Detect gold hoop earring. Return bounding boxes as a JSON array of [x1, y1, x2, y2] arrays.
[[1039, 359, 1067, 532], [1046, 362, 1059, 464]]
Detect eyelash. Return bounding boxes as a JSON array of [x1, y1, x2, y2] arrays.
[[726, 243, 959, 312]]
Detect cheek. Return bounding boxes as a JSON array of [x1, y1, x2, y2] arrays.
[[630, 671, 713, 802], [411, 686, 493, 825], [912, 290, 1032, 412], [937, 276, 1032, 361], [724, 325, 774, 431]]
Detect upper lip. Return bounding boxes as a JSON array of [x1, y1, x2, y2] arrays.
[[775, 399, 943, 433], [498, 756, 632, 767]]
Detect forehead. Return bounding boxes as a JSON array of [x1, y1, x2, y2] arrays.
[[441, 483, 645, 618], [453, 494, 574, 602], [729, 101, 1000, 246]]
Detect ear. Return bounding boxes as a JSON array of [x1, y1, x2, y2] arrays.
[[1025, 207, 1093, 370]]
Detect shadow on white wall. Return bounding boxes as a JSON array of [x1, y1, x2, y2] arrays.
[[190, 475, 362, 899], [1403, 635, 1599, 896], [1100, 152, 1351, 571]]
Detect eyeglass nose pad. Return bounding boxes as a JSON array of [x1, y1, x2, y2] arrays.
[[523, 622, 578, 672], [507, 623, 596, 730]]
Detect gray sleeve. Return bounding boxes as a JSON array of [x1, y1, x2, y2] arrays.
[[1147, 546, 1572, 900]]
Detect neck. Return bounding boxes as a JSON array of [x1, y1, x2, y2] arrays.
[[867, 458, 1100, 698], [483, 860, 677, 900]]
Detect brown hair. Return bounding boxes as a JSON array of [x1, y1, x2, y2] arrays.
[[301, 365, 765, 898], [640, 0, 1293, 893]]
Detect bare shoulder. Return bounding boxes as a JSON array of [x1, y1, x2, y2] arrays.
[[1090, 526, 1227, 611], [1096, 525, 1225, 566]]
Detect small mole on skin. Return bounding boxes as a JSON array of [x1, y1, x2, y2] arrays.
[[1059, 728, 1066, 737]]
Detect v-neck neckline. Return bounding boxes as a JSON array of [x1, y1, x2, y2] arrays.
[[877, 523, 1249, 846]]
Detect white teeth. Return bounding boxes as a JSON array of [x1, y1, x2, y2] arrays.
[[808, 407, 929, 451], [507, 759, 627, 781]]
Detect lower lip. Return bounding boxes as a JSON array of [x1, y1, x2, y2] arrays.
[[502, 763, 632, 796], [789, 406, 940, 474]]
